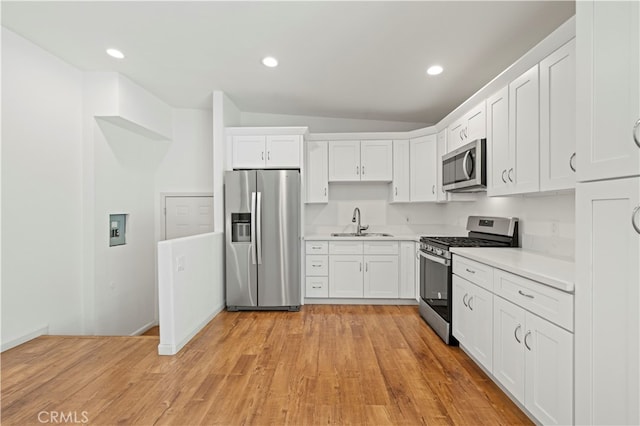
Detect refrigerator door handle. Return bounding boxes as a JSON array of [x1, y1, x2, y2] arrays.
[[251, 192, 257, 264], [256, 191, 263, 264]]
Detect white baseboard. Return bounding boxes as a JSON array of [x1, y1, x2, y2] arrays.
[[131, 321, 158, 336], [1, 325, 49, 352], [304, 298, 419, 305], [158, 303, 224, 356]]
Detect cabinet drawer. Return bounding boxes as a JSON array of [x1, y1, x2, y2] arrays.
[[453, 256, 494, 292], [306, 255, 328, 276], [329, 241, 363, 255], [306, 276, 329, 298], [363, 241, 399, 255], [494, 269, 573, 331], [305, 241, 328, 254]]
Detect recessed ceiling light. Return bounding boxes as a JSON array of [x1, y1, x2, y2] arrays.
[[106, 48, 125, 59], [262, 56, 278, 68], [427, 65, 443, 76]]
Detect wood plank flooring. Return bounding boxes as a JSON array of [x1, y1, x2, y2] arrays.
[[1, 305, 532, 425]]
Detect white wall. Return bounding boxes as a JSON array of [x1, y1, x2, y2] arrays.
[[241, 111, 427, 133], [157, 232, 224, 355], [1, 28, 84, 348], [439, 192, 575, 259]]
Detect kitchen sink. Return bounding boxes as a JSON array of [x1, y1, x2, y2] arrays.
[[330, 232, 394, 237]]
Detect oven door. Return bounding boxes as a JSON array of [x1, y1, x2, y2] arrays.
[[419, 250, 452, 322]]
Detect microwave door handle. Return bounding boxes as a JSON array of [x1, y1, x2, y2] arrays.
[[419, 250, 450, 266], [462, 151, 472, 179]]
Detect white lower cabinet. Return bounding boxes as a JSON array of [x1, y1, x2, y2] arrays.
[[493, 296, 573, 426], [399, 242, 416, 299], [329, 255, 363, 297], [452, 275, 493, 371], [364, 255, 399, 298]]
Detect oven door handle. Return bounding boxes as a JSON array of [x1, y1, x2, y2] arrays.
[[419, 250, 450, 266]]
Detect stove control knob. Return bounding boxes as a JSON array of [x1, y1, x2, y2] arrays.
[[435, 248, 443, 256]]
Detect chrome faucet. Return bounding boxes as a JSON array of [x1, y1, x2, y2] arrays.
[[352, 207, 369, 236]]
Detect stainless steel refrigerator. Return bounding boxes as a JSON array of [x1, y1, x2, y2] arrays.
[[224, 170, 300, 311]]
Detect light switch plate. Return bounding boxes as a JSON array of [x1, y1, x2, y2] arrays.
[[109, 214, 127, 247]]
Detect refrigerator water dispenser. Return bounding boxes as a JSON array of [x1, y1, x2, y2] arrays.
[[231, 213, 251, 242]]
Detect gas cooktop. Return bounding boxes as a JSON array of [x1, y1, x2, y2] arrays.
[[419, 235, 511, 248]]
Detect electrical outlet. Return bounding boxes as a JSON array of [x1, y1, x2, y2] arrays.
[[176, 256, 186, 272]]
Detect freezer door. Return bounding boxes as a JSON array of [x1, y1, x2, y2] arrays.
[[256, 170, 300, 307], [224, 170, 258, 307]]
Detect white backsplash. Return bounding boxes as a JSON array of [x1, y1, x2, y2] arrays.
[[305, 184, 576, 260]]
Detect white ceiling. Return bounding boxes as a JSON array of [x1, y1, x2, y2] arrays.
[[1, 1, 575, 125]]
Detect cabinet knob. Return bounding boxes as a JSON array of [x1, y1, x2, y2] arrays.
[[432, 185, 435, 194], [632, 205, 640, 235], [395, 187, 398, 196], [324, 187, 327, 196], [261, 151, 264, 160], [362, 166, 365, 175], [267, 151, 271, 161], [569, 153, 576, 172], [634, 118, 640, 148], [356, 166, 359, 175]]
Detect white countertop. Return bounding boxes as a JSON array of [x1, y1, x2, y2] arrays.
[[304, 225, 466, 243], [451, 247, 575, 293]]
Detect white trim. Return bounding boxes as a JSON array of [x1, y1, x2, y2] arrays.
[[1, 325, 49, 352], [157, 303, 224, 355], [304, 298, 418, 305], [225, 126, 309, 137], [130, 321, 158, 336], [160, 192, 214, 241]]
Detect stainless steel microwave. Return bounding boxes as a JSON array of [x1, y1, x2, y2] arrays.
[[442, 139, 486, 192]]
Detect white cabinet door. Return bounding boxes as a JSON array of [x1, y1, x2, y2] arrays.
[[448, 119, 466, 152], [466, 101, 486, 142], [576, 1, 640, 182], [232, 135, 266, 169], [306, 141, 328, 203], [436, 129, 449, 202], [487, 86, 510, 196], [361, 140, 392, 181], [399, 242, 416, 299], [329, 255, 363, 297], [452, 276, 471, 344], [391, 140, 411, 202], [364, 255, 399, 298], [410, 134, 437, 202], [575, 177, 640, 425], [493, 296, 526, 402], [328, 141, 360, 181], [266, 135, 300, 168], [468, 284, 493, 372], [509, 65, 540, 194], [524, 313, 573, 426], [540, 39, 577, 191]]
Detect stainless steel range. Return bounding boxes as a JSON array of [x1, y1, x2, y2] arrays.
[[418, 216, 519, 345]]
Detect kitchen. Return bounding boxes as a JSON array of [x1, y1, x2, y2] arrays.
[[2, 1, 639, 425]]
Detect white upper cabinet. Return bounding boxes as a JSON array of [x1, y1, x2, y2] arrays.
[[305, 141, 328, 203], [448, 101, 487, 152], [232, 135, 267, 169], [508, 64, 540, 194], [391, 140, 411, 202], [487, 86, 510, 196], [328, 140, 360, 181], [410, 134, 437, 202], [577, 1, 640, 182], [328, 140, 392, 182], [436, 129, 449, 202], [360, 140, 393, 181], [540, 39, 577, 191], [232, 134, 301, 169]]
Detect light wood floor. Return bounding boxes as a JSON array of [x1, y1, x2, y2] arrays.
[[1, 305, 531, 425]]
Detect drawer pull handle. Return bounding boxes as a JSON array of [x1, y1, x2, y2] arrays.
[[462, 293, 469, 307], [468, 296, 474, 311], [465, 268, 476, 274], [514, 324, 522, 343], [524, 331, 532, 351], [312, 285, 322, 289], [518, 290, 534, 299], [312, 246, 322, 249]]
